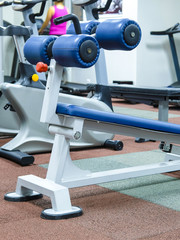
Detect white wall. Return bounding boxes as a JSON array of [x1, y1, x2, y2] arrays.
[[104, 0, 180, 87], [135, 0, 180, 87]]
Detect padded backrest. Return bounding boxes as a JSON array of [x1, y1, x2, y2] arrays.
[[56, 103, 180, 134]]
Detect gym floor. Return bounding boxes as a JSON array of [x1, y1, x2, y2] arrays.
[[0, 99, 180, 240]]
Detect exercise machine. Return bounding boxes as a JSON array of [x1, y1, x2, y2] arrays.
[[0, 0, 49, 138], [0, 0, 30, 137], [1, 1, 22, 84], [12, 0, 46, 35], [5, 23, 180, 219], [1, 2, 139, 165]]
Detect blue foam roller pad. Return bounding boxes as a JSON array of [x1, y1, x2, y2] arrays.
[[24, 35, 57, 65], [67, 20, 100, 35], [96, 18, 141, 50], [52, 34, 100, 68]]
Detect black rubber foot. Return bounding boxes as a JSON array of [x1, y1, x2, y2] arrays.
[[135, 138, 156, 143], [41, 206, 83, 220], [4, 192, 43, 202], [0, 148, 34, 166], [104, 140, 123, 151], [135, 138, 147, 143]]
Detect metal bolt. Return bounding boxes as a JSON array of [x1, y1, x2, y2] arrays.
[[131, 32, 136, 38], [87, 48, 92, 54], [74, 131, 81, 140]]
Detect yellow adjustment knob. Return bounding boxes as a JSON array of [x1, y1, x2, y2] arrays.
[[32, 74, 39, 82]]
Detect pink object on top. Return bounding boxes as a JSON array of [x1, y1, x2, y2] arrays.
[[49, 5, 68, 35]]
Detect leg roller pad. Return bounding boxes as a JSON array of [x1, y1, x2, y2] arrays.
[[96, 18, 141, 50], [52, 34, 100, 68], [4, 191, 43, 202], [24, 36, 57, 65], [41, 206, 83, 220]]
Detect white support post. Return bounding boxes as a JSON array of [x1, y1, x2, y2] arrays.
[[46, 134, 71, 182], [40, 60, 63, 124], [47, 121, 90, 184], [95, 49, 109, 85]]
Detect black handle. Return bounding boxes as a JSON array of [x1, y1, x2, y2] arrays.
[[92, 0, 113, 19], [151, 23, 180, 35], [29, 1, 46, 23], [54, 13, 82, 34]]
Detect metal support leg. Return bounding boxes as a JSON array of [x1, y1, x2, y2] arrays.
[[135, 98, 169, 143], [158, 99, 169, 122]]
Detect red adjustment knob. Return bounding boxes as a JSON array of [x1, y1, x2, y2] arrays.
[[36, 62, 48, 73]]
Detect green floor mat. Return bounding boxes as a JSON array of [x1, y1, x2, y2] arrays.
[[113, 106, 180, 119], [40, 150, 180, 211]]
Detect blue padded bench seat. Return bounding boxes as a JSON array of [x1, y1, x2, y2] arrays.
[[56, 103, 180, 134]]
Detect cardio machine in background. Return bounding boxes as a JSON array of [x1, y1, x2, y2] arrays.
[[0, 0, 50, 139], [0, 0, 26, 137]]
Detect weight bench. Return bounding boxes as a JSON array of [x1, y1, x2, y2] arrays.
[[5, 99, 180, 220], [108, 84, 180, 122], [4, 18, 180, 220], [57, 103, 180, 134]]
